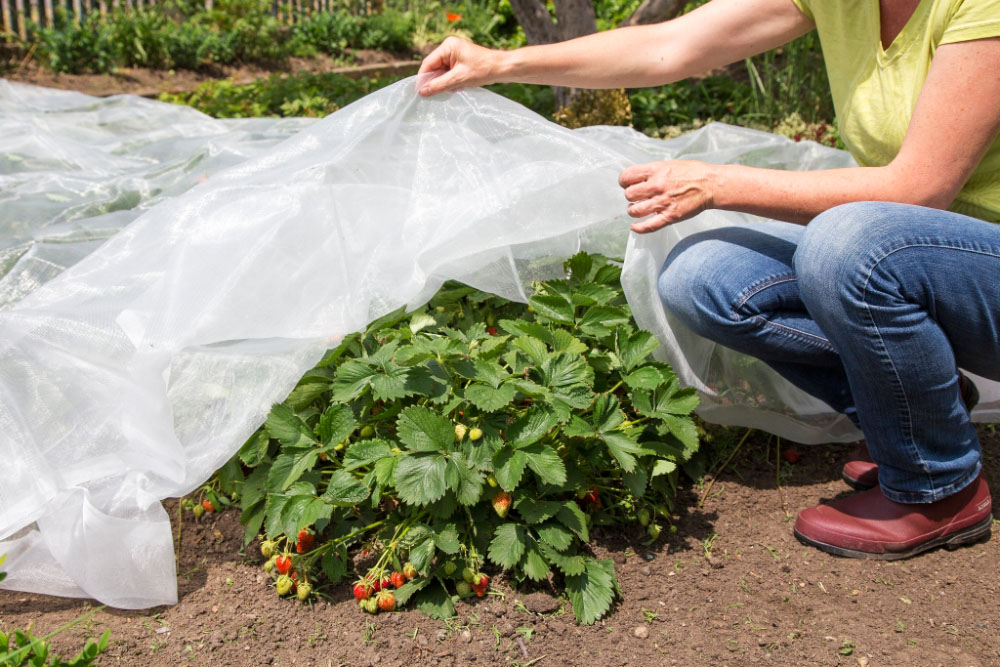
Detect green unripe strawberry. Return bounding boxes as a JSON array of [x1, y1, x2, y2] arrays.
[[647, 523, 662, 540], [192, 504, 205, 519], [487, 475, 498, 488], [297, 581, 312, 601], [469, 427, 483, 441], [443, 561, 457, 576], [362, 597, 379, 614], [456, 581, 472, 596], [263, 556, 276, 573], [637, 509, 651, 527], [360, 425, 375, 438], [462, 567, 475, 583], [333, 441, 345, 451], [260, 539, 277, 559], [454, 424, 467, 442], [276, 575, 294, 596]]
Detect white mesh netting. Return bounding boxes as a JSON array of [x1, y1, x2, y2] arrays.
[[2, 76, 997, 607]]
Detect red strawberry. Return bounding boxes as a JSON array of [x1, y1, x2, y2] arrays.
[[492, 491, 512, 518], [782, 448, 800, 464], [201, 499, 215, 513], [275, 554, 292, 575], [487, 326, 498, 336], [471, 573, 489, 597], [390, 572, 406, 589], [353, 581, 372, 601], [296, 529, 314, 554], [377, 590, 396, 611]]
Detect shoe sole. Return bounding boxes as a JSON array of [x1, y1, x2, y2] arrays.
[[794, 515, 993, 561], [841, 471, 877, 492]]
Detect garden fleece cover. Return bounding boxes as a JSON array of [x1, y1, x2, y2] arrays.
[[1, 76, 998, 608]]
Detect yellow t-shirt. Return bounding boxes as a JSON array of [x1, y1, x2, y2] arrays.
[[790, 0, 1000, 221]]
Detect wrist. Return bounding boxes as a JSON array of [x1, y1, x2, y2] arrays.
[[709, 163, 734, 211]]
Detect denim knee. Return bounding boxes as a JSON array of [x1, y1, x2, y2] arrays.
[[794, 202, 902, 315]]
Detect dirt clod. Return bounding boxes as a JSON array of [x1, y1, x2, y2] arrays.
[[520, 592, 561, 614]]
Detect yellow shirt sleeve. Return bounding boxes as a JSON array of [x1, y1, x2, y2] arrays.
[[941, 0, 1000, 44], [788, 0, 814, 21]]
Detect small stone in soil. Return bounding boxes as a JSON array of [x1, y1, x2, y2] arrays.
[[633, 625, 649, 639], [640, 566, 651, 576], [461, 630, 472, 643]]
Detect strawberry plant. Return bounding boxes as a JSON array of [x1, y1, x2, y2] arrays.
[[233, 252, 699, 623]]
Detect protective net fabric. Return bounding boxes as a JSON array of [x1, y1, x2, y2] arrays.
[[1, 77, 998, 607]]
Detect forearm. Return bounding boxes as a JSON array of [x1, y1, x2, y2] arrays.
[[496, 0, 811, 89], [712, 164, 942, 225]]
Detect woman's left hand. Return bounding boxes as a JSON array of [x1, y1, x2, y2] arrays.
[[619, 160, 718, 233]]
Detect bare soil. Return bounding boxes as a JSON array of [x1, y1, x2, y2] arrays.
[[3, 428, 1000, 667], [1, 50, 421, 98]]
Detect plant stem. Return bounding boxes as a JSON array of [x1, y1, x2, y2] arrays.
[[698, 428, 752, 508]]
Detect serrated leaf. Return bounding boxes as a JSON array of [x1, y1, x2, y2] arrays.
[[663, 414, 699, 450], [498, 318, 552, 342], [591, 394, 625, 433], [566, 251, 593, 282], [540, 543, 587, 576], [623, 365, 669, 391], [237, 430, 269, 467], [317, 404, 357, 446], [465, 383, 517, 412], [321, 470, 371, 506], [321, 547, 348, 584], [523, 444, 567, 486], [415, 579, 456, 619], [409, 535, 437, 574], [650, 459, 677, 477], [514, 497, 563, 524], [509, 407, 559, 448], [241, 501, 265, 548], [624, 466, 648, 497], [434, 524, 461, 554], [521, 543, 551, 581], [285, 382, 329, 410], [529, 293, 575, 325], [548, 329, 588, 355], [566, 558, 618, 625], [550, 384, 595, 419], [508, 379, 551, 400], [577, 305, 629, 336], [281, 495, 333, 538], [488, 522, 527, 569], [556, 501, 589, 542], [343, 439, 393, 471], [394, 453, 448, 505], [397, 406, 455, 452], [393, 577, 430, 605], [493, 446, 528, 491], [512, 336, 549, 365], [409, 311, 438, 333], [602, 432, 644, 473], [370, 363, 413, 402], [265, 403, 317, 448], [447, 453, 485, 505], [472, 358, 508, 388], [572, 282, 617, 306], [268, 448, 319, 493], [539, 352, 594, 388], [536, 521, 574, 551], [331, 360, 378, 402], [615, 327, 660, 372]]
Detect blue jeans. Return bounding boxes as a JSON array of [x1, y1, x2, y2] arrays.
[[658, 202, 1000, 503]]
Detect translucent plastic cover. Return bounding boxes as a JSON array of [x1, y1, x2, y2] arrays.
[[1, 77, 996, 607]]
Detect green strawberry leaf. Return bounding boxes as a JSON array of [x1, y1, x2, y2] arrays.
[[464, 383, 516, 412], [415, 579, 456, 619], [509, 407, 560, 448], [393, 576, 430, 605], [488, 522, 527, 569], [614, 327, 660, 373], [343, 439, 394, 471], [317, 404, 358, 446], [556, 501, 589, 542], [493, 446, 528, 491], [523, 443, 567, 486], [397, 406, 455, 452], [394, 453, 448, 505], [520, 543, 551, 581], [539, 542, 587, 576], [535, 521, 574, 551], [566, 558, 619, 625], [265, 403, 317, 448], [321, 470, 371, 506], [529, 293, 574, 326], [514, 497, 563, 524]]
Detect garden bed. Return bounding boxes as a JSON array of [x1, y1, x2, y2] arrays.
[[3, 431, 999, 666]]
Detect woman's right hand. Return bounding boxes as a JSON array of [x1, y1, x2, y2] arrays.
[[417, 37, 506, 96]]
